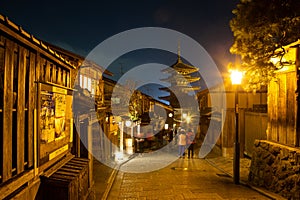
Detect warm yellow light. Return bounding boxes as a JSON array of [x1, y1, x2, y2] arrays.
[[164, 124, 169, 130], [125, 138, 133, 146], [186, 116, 191, 124], [270, 56, 286, 65], [270, 57, 280, 65], [230, 70, 243, 85], [182, 113, 187, 119]]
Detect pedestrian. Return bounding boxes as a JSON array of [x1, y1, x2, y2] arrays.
[[178, 129, 186, 158], [186, 128, 196, 158]]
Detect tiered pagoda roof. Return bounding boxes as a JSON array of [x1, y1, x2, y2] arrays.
[[159, 47, 200, 106], [161, 56, 199, 75]]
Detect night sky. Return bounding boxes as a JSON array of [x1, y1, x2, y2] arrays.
[[0, 0, 240, 99]]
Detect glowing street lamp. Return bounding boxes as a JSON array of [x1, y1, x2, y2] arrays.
[[186, 115, 191, 124], [230, 69, 243, 184], [230, 70, 243, 85], [125, 120, 132, 128]]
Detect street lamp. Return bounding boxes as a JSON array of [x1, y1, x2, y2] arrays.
[[230, 69, 243, 184]]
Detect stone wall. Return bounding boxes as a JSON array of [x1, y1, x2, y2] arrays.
[[248, 140, 300, 199]]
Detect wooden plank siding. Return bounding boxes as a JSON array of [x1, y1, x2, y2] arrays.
[[267, 44, 300, 147], [278, 73, 287, 144], [0, 18, 75, 185], [268, 77, 279, 141], [221, 110, 235, 149], [1, 38, 37, 181], [268, 69, 298, 146], [16, 46, 26, 174], [286, 72, 296, 145], [27, 51, 36, 168], [0, 15, 87, 199], [296, 47, 300, 147], [2, 39, 14, 182], [244, 112, 267, 157]]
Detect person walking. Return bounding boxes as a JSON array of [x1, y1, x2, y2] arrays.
[[186, 128, 196, 158], [178, 129, 186, 158]]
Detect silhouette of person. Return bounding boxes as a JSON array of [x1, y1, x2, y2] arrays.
[[178, 129, 186, 158], [186, 128, 196, 158]]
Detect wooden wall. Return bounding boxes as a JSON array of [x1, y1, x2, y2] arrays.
[[0, 15, 77, 199], [268, 65, 297, 146], [0, 35, 35, 183]]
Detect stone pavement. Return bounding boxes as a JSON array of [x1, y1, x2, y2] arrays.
[[89, 153, 134, 200], [91, 149, 286, 200], [205, 152, 251, 184]]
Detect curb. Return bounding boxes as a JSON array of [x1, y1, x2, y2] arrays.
[[204, 158, 286, 200], [101, 154, 137, 200]]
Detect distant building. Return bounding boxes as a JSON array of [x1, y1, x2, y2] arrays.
[[159, 47, 200, 131]]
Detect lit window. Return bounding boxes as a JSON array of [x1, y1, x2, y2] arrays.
[[87, 78, 92, 91]]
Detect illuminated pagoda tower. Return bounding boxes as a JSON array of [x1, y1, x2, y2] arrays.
[[159, 45, 200, 126]]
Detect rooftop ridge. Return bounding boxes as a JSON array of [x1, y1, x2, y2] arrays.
[[0, 13, 76, 69]]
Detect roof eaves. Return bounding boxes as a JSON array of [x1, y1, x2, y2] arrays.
[[0, 14, 77, 69]]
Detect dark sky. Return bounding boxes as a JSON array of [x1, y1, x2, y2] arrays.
[[0, 0, 239, 68], [0, 0, 240, 101]]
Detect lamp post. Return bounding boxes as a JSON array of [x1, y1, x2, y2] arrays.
[[230, 70, 243, 184]]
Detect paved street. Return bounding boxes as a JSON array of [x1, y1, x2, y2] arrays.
[[105, 151, 272, 200]]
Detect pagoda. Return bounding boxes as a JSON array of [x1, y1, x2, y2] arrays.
[[159, 46, 200, 109]]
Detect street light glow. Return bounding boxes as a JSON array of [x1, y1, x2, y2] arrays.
[[186, 115, 191, 124], [125, 120, 132, 127], [230, 70, 243, 85]]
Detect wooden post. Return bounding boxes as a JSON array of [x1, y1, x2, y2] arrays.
[[239, 109, 245, 158], [27, 52, 36, 168], [57, 67, 61, 85], [16, 47, 26, 174], [296, 47, 300, 147], [34, 108, 38, 176], [87, 115, 93, 188], [75, 115, 81, 157], [46, 61, 51, 82], [52, 65, 57, 84], [120, 121, 124, 154]]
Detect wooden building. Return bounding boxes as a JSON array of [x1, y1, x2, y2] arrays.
[[103, 76, 173, 154], [267, 40, 300, 146], [0, 13, 176, 200], [0, 14, 91, 199], [247, 40, 300, 199]]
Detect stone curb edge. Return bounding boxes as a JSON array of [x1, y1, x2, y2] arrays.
[[204, 158, 286, 200], [101, 154, 138, 200]]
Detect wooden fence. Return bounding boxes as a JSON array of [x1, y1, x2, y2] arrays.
[[221, 109, 267, 157], [244, 112, 267, 157]]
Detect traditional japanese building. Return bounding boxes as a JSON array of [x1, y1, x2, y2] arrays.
[[159, 47, 200, 128], [0, 14, 93, 199]]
